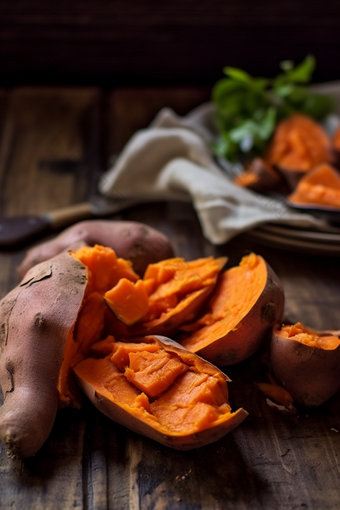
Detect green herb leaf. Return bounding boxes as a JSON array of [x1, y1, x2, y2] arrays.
[[211, 55, 334, 162], [223, 67, 253, 83]]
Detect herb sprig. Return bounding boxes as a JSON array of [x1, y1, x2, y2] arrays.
[[212, 56, 334, 162]]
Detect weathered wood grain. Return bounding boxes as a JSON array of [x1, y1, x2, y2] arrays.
[[106, 88, 210, 158], [0, 87, 102, 217]]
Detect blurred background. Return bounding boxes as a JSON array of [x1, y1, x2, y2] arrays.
[[1, 0, 340, 88]]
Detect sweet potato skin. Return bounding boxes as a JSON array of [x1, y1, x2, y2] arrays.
[[193, 262, 284, 366], [271, 327, 340, 407], [74, 336, 248, 450], [0, 252, 87, 458], [17, 220, 174, 280]]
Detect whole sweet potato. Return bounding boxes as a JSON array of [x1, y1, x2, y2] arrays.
[[0, 252, 87, 459], [18, 220, 174, 280]]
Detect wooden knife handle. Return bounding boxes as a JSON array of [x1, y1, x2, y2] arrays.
[[47, 202, 93, 229]]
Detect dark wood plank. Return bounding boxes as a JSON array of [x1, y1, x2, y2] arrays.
[[106, 87, 210, 158], [0, 87, 102, 217], [0, 1, 340, 86]]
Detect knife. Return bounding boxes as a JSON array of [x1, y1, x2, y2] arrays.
[[0, 196, 139, 247]]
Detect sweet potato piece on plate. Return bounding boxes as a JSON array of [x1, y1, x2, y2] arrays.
[[288, 163, 340, 210], [265, 114, 332, 189]]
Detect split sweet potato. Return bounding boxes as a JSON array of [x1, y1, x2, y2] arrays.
[[265, 114, 332, 189], [288, 163, 340, 210], [17, 220, 174, 279], [271, 323, 340, 407], [73, 335, 248, 450], [179, 253, 284, 365]]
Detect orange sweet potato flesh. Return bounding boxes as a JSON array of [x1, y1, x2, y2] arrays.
[[180, 253, 284, 365], [234, 158, 282, 193], [129, 256, 227, 337], [271, 323, 340, 407], [288, 163, 340, 209], [73, 335, 248, 450], [57, 250, 226, 406], [57, 245, 140, 406], [332, 125, 340, 151], [104, 279, 149, 325], [265, 114, 331, 188]]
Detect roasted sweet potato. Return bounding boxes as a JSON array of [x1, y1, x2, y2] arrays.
[[271, 323, 340, 407], [234, 158, 283, 194], [73, 335, 248, 450], [179, 253, 284, 365], [265, 114, 332, 189], [0, 252, 87, 459], [17, 220, 174, 279], [288, 163, 340, 210]]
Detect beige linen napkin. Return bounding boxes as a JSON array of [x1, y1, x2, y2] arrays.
[[99, 103, 331, 245]]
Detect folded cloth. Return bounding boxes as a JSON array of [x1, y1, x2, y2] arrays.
[[99, 103, 331, 244]]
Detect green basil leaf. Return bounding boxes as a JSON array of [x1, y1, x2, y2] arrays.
[[223, 67, 253, 83]]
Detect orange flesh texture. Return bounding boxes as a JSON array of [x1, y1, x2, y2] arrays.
[[143, 256, 226, 322], [72, 244, 139, 295], [91, 335, 116, 356], [105, 279, 149, 325], [73, 338, 238, 436], [57, 245, 139, 405], [265, 114, 331, 172], [277, 323, 340, 350], [58, 248, 226, 405], [288, 164, 340, 209], [140, 287, 212, 330], [181, 253, 267, 352], [333, 126, 340, 150], [234, 172, 259, 187]]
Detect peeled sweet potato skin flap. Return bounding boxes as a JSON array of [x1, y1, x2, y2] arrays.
[[73, 336, 248, 449]]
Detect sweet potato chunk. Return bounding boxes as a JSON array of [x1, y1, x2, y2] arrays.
[[288, 163, 340, 209]]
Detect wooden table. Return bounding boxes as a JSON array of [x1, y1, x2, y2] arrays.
[[0, 87, 340, 510]]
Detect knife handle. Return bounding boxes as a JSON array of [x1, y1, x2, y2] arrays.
[[46, 202, 93, 229]]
